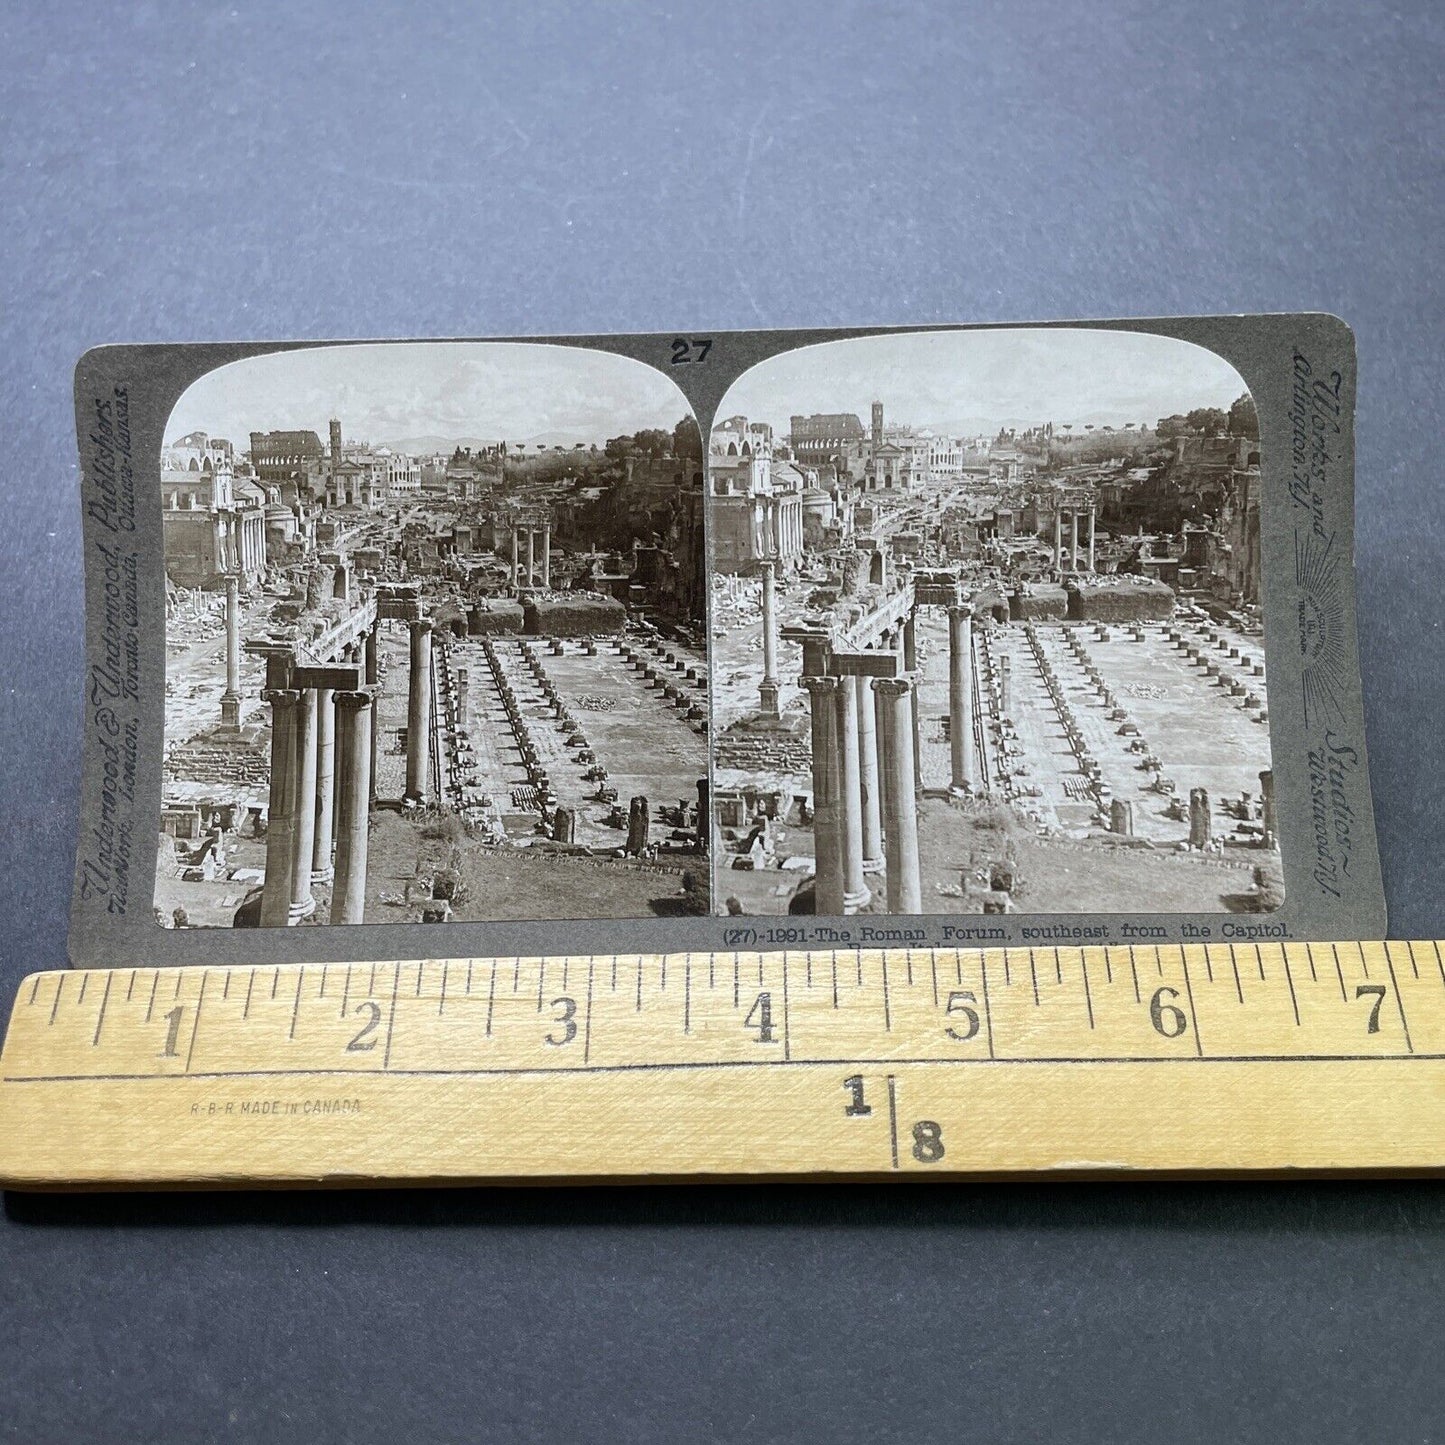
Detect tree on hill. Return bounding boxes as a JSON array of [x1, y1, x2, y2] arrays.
[[1185, 407, 1228, 436], [1227, 391, 1259, 439], [672, 416, 702, 461]]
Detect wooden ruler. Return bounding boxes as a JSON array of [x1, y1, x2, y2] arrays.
[[2, 941, 1444, 1187]]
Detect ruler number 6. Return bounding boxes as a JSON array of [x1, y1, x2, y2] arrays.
[[1355, 983, 1387, 1034], [1149, 986, 1190, 1040]]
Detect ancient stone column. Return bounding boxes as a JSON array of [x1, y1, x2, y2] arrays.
[[835, 675, 870, 912], [220, 573, 242, 729], [875, 678, 923, 913], [759, 559, 780, 718], [1259, 769, 1276, 843], [364, 625, 379, 687], [404, 618, 434, 804], [542, 523, 552, 588], [696, 776, 708, 854], [857, 671, 884, 875], [260, 688, 302, 927], [903, 610, 922, 798], [311, 687, 335, 884], [999, 653, 1012, 715], [626, 795, 650, 854], [289, 688, 319, 921], [948, 604, 975, 795], [803, 676, 845, 915], [330, 690, 372, 925], [1087, 508, 1097, 571], [1053, 509, 1063, 570], [1111, 798, 1133, 836], [553, 806, 575, 843], [510, 527, 519, 589], [526, 528, 536, 588], [1188, 787, 1212, 848], [1071, 510, 1081, 571]]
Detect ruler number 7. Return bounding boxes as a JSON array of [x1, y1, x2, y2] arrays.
[[1355, 983, 1387, 1034]]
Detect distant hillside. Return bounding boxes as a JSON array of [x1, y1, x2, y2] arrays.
[[383, 432, 601, 454]]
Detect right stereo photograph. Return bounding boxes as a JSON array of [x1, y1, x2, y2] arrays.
[[706, 327, 1276, 918]]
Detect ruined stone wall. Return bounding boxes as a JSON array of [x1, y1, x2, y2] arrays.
[[524, 593, 626, 637], [1066, 578, 1176, 622]]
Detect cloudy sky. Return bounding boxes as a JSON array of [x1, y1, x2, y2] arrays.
[[166, 341, 692, 447], [720, 328, 1249, 435]]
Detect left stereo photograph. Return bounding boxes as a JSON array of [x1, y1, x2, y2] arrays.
[[151, 342, 709, 930]]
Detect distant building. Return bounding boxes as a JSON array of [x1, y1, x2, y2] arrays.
[[709, 418, 805, 572], [788, 412, 866, 466], [162, 451, 267, 588], [249, 429, 325, 500]]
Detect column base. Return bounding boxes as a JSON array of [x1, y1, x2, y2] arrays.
[[219, 693, 242, 729], [862, 855, 886, 875], [949, 783, 975, 799], [288, 895, 317, 923], [311, 867, 334, 885], [842, 885, 872, 913], [759, 681, 780, 718]]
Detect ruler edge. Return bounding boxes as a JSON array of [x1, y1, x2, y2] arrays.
[[6, 943, 1445, 1188]]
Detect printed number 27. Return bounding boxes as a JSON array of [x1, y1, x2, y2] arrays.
[[671, 337, 712, 365]]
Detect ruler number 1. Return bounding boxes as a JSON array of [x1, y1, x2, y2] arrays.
[[160, 1005, 185, 1059]]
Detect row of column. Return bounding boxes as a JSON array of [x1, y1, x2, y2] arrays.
[[1052, 507, 1097, 571], [260, 685, 373, 926], [803, 672, 922, 916], [510, 523, 552, 589], [762, 496, 802, 559]]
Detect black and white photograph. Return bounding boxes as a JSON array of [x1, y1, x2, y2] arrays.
[[708, 327, 1279, 918], [156, 342, 709, 928]]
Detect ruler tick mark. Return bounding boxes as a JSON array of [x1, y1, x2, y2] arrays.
[[906, 949, 914, 987], [1382, 944, 1414, 1054], [222, 970, 231, 1001], [27, 976, 39, 1006], [1080, 952, 1095, 1030], [320, 964, 328, 999], [92, 973, 113, 1047], [1434, 941, 1445, 990], [289, 971, 303, 1039], [465, 960, 473, 996], [1256, 947, 1266, 982], [930, 953, 939, 1009], [439, 961, 449, 1017], [184, 971, 207, 1072], [382, 963, 401, 1070], [781, 957, 792, 1061], [368, 962, 377, 996], [242, 968, 255, 1020], [145, 972, 158, 1024], [486, 960, 497, 1037], [886, 1075, 900, 1169], [1306, 943, 1318, 982], [613, 956, 620, 992], [1128, 948, 1141, 1005], [126, 969, 136, 1003], [270, 969, 279, 1001], [830, 953, 838, 1010], [537, 961, 546, 1011], [77, 974, 88, 1005], [980, 955, 996, 1059], [881, 954, 892, 1032], [1331, 944, 1348, 1002], [340, 966, 351, 1017], [584, 959, 596, 1062], [1228, 946, 1243, 1005], [684, 954, 692, 1034], [1282, 948, 1301, 1027], [415, 961, 425, 998], [1179, 952, 1204, 1058], [1030, 953, 1041, 1008]]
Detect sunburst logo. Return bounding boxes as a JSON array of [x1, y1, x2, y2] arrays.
[[1295, 528, 1348, 726]]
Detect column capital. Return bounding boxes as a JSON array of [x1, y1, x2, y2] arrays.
[[262, 687, 302, 709], [801, 674, 840, 698], [334, 689, 374, 712], [409, 617, 434, 636], [873, 677, 912, 699], [948, 602, 974, 623]]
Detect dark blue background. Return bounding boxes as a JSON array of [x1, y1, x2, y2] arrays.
[[3, 3, 1442, 1439]]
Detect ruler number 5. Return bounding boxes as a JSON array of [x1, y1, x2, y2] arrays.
[[944, 990, 980, 1041], [1355, 983, 1387, 1034]]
